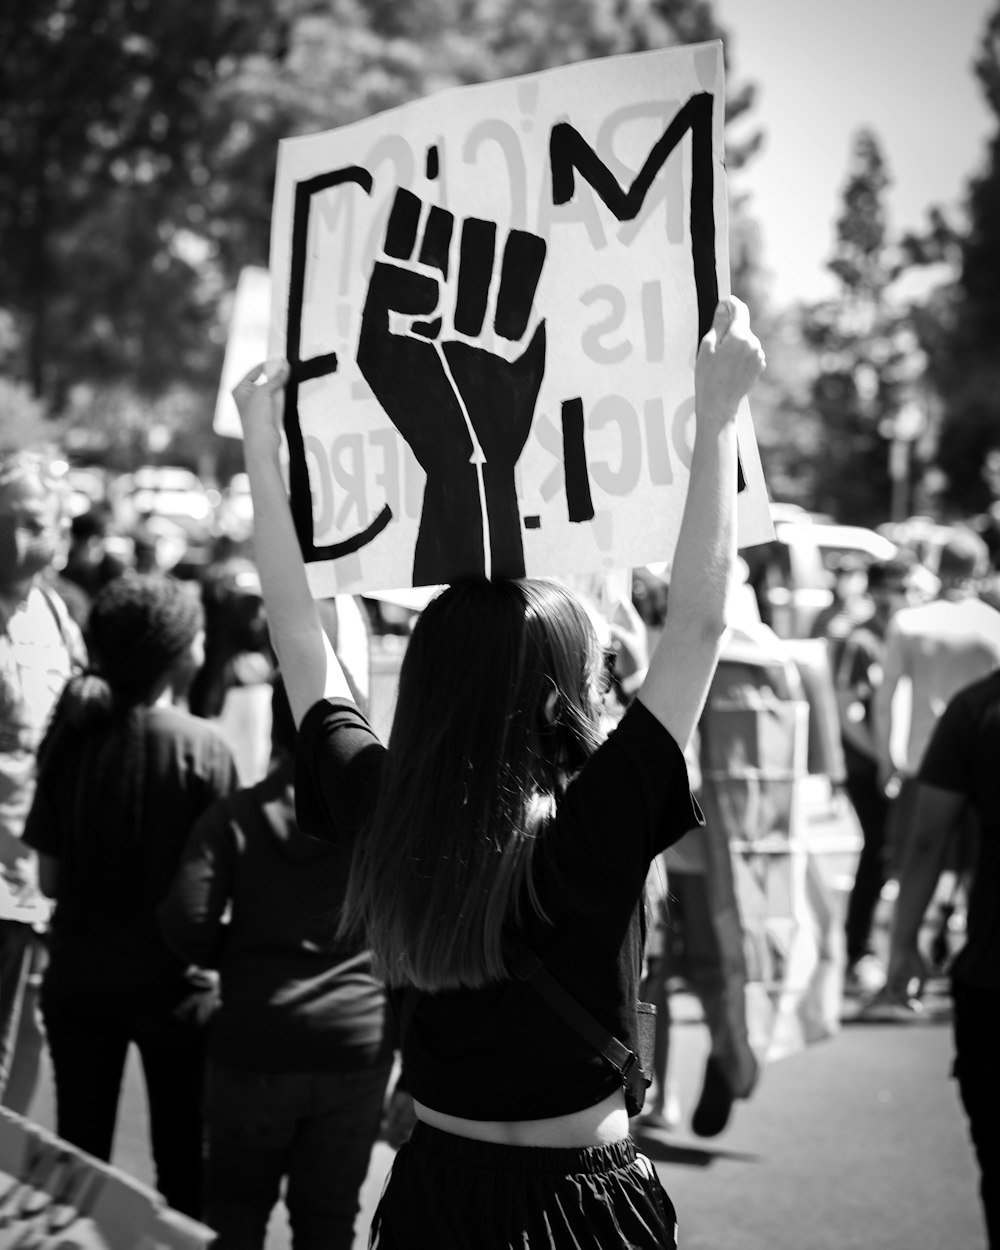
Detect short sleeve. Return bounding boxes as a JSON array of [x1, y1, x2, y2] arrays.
[[918, 692, 975, 796], [559, 698, 704, 866], [22, 780, 60, 857], [295, 698, 386, 845]]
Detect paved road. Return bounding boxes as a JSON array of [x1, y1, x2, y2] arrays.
[[24, 833, 985, 1248], [26, 984, 984, 1250]]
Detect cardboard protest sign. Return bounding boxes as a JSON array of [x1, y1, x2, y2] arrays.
[[0, 1108, 213, 1249], [269, 41, 773, 598], [214, 266, 272, 438]]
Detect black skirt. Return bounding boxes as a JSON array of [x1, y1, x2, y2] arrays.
[[369, 1122, 677, 1248]]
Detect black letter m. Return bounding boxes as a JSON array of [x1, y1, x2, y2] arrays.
[[550, 93, 717, 343]]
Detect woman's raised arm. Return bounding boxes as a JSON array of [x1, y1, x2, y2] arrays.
[[636, 297, 765, 749], [232, 360, 355, 726]]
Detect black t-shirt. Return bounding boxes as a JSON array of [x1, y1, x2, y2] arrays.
[[24, 705, 239, 991], [296, 695, 702, 1120], [918, 669, 1000, 989], [159, 763, 395, 1073]]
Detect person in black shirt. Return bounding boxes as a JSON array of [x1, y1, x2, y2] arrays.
[[886, 669, 1000, 1249], [232, 296, 764, 1249], [24, 574, 239, 1218], [159, 680, 395, 1250]]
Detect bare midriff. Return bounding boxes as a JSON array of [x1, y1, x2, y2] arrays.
[[414, 1087, 629, 1147]]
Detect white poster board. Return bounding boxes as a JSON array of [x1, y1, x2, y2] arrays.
[[269, 41, 773, 598], [213, 266, 272, 438], [0, 1108, 213, 1249]]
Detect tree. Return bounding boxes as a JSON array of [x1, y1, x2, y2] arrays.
[[0, 0, 282, 403], [791, 128, 922, 526], [916, 5, 1000, 512], [0, 0, 762, 473]]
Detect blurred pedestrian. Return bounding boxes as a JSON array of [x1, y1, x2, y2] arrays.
[[832, 556, 914, 993], [60, 505, 128, 622], [809, 554, 870, 651], [160, 679, 395, 1250], [189, 550, 276, 783], [23, 574, 239, 1217], [0, 450, 85, 1114], [884, 668, 1000, 1249], [874, 529, 1000, 895]]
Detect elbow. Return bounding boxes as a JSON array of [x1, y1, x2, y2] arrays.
[[699, 603, 729, 649]]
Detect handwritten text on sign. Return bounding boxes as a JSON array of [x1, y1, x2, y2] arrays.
[[268, 42, 772, 596]]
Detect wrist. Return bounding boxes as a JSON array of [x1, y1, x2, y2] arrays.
[[243, 430, 282, 462]]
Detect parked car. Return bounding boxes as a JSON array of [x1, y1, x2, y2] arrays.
[[109, 466, 218, 539]]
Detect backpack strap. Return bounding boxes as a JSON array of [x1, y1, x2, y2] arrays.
[[504, 934, 647, 1111]]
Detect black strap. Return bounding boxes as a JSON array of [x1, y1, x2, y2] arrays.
[[504, 936, 645, 1104]]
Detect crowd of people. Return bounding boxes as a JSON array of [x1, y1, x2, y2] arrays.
[[1, 290, 998, 1246]]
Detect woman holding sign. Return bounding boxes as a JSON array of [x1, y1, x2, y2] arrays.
[[233, 293, 763, 1249]]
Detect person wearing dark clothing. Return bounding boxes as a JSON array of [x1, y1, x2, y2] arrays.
[[24, 574, 239, 1218], [832, 557, 913, 993], [60, 507, 128, 613], [232, 293, 765, 1247], [886, 669, 1000, 1249], [159, 681, 395, 1250]]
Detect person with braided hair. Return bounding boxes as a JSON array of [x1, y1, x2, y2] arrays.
[[23, 573, 239, 1218]]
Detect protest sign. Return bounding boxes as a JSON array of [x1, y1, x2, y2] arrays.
[[269, 41, 773, 598], [0, 1108, 213, 1249], [214, 266, 272, 438]]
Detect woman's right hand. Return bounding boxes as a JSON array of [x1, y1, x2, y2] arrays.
[[694, 296, 765, 424], [232, 358, 290, 453]]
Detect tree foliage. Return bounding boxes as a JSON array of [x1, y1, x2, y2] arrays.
[[919, 4, 1000, 511], [788, 128, 925, 526], [0, 0, 284, 402], [0, 0, 762, 471]]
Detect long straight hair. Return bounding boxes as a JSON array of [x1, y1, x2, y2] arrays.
[[340, 578, 605, 991]]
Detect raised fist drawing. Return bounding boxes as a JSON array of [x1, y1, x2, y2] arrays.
[[357, 187, 547, 584]]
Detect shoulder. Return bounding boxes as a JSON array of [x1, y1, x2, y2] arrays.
[[921, 671, 1000, 789], [145, 706, 237, 764], [945, 670, 1000, 726], [295, 697, 385, 843], [299, 697, 384, 766]]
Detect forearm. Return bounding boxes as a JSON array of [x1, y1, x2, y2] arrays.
[[231, 360, 355, 722], [888, 833, 948, 954], [241, 434, 336, 717], [872, 682, 896, 780], [668, 417, 738, 643], [637, 299, 762, 747]]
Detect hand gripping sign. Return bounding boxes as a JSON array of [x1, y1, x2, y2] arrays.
[[268, 41, 773, 597]]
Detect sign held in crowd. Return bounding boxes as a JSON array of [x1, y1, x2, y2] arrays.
[[0, 1108, 213, 1250], [267, 41, 773, 597]]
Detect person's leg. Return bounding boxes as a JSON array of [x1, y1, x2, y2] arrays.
[[131, 983, 210, 1218], [679, 873, 758, 1136], [202, 1063, 293, 1250], [637, 956, 677, 1126], [285, 1062, 392, 1250], [638, 890, 681, 1129], [843, 764, 890, 972], [952, 980, 1000, 1250], [40, 987, 129, 1161], [0, 922, 44, 1112]]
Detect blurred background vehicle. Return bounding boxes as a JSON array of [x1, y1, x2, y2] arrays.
[[107, 466, 220, 574], [744, 517, 899, 639]]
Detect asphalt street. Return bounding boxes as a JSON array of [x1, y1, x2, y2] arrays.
[[26, 981, 985, 1250]]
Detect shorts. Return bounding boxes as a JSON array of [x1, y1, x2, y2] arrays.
[[369, 1121, 677, 1248]]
